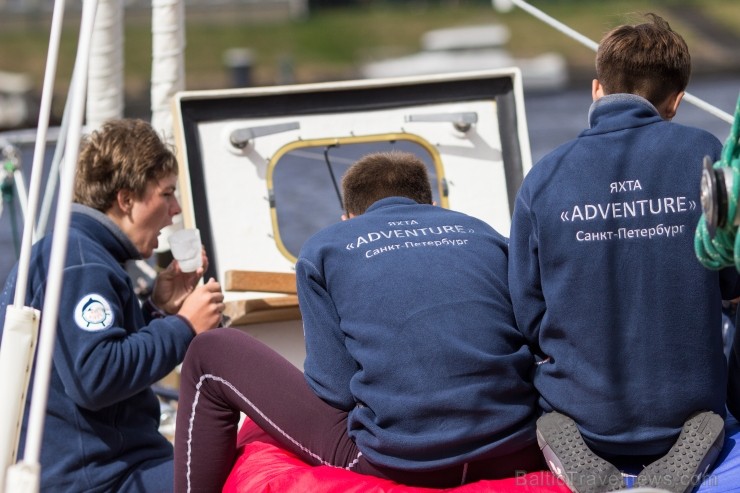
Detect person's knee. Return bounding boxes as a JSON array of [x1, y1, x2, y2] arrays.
[[182, 328, 223, 376], [185, 328, 250, 372]]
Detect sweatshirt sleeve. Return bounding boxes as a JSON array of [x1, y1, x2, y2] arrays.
[[51, 263, 194, 411], [508, 189, 546, 350], [296, 256, 358, 411]]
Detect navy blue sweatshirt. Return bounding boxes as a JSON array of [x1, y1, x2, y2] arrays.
[[509, 94, 737, 456], [0, 204, 194, 492], [297, 196, 538, 470]]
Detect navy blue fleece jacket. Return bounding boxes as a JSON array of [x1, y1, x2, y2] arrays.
[[0, 204, 194, 492], [297, 196, 538, 470], [508, 94, 737, 455]]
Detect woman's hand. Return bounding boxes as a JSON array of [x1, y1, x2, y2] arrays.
[[151, 248, 209, 314], [178, 278, 225, 334]]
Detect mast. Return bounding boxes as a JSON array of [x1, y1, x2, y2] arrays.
[[86, 0, 124, 129], [151, 0, 186, 145]]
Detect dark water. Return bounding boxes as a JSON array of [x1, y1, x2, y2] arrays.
[[1, 75, 738, 287]]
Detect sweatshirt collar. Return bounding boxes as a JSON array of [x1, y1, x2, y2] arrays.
[[71, 203, 142, 262], [365, 196, 418, 214], [587, 93, 662, 133]]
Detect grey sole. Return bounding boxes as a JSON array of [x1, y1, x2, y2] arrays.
[[636, 411, 725, 493], [537, 412, 626, 492]]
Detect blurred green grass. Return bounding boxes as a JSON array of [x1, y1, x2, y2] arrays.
[[0, 0, 737, 104]]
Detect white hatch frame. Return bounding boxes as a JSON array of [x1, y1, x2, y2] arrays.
[[172, 68, 532, 285]]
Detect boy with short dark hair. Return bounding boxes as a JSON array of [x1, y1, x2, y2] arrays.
[[508, 13, 735, 493], [175, 151, 544, 491]]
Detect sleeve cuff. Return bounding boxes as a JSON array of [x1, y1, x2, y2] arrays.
[[174, 314, 196, 335], [143, 298, 168, 319]]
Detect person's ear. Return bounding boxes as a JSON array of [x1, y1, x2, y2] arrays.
[[116, 189, 133, 215], [663, 91, 684, 120], [592, 79, 605, 101]]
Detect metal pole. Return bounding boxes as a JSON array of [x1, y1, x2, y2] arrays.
[[12, 0, 67, 307], [6, 1, 99, 490], [0, 0, 66, 488]]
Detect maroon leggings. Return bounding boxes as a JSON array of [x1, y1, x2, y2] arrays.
[[173, 328, 544, 493]]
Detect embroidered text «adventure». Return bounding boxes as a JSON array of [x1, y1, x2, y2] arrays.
[[346, 224, 473, 249]]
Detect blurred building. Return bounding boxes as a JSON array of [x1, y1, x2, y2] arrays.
[[0, 0, 308, 20]]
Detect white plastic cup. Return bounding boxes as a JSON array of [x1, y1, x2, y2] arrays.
[[168, 228, 203, 273]]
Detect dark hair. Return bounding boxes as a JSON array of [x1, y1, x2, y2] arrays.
[[342, 151, 433, 215], [73, 118, 179, 212], [596, 13, 691, 107]]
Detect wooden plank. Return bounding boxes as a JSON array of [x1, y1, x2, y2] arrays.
[[224, 270, 297, 294], [224, 295, 301, 326]]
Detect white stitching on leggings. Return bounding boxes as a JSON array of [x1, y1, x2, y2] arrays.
[[184, 376, 204, 493], [185, 373, 363, 492], [347, 453, 363, 470]]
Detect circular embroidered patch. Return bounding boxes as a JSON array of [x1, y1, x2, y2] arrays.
[[74, 294, 114, 331]]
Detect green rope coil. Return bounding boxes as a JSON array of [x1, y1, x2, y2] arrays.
[[695, 93, 740, 270]]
